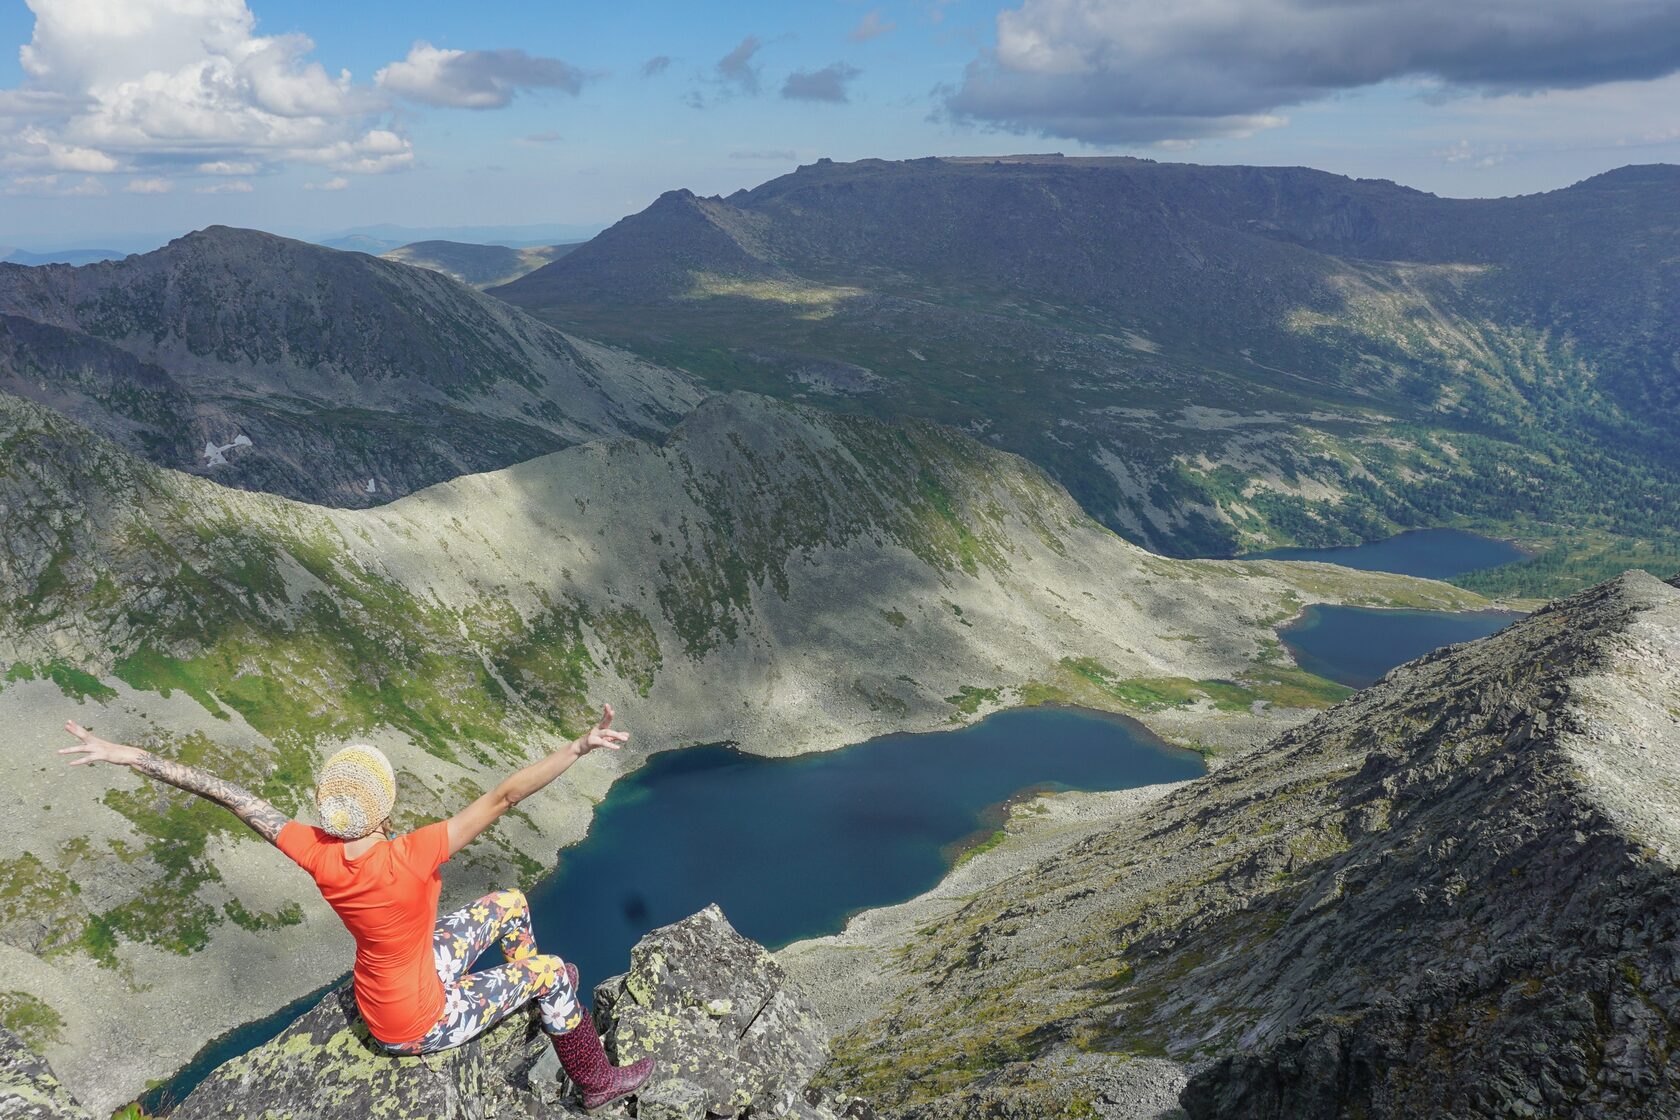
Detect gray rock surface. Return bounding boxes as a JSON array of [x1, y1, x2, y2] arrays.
[[817, 571, 1680, 1119], [595, 905, 834, 1117], [0, 1028, 90, 1120], [173, 906, 873, 1120]]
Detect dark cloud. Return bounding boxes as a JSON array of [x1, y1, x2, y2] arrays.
[[782, 63, 861, 103], [379, 44, 586, 109], [717, 36, 764, 95], [947, 0, 1680, 143], [642, 55, 672, 77]]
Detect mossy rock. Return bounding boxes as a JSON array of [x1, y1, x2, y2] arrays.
[[175, 906, 872, 1120]]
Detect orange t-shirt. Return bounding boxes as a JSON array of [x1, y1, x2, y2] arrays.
[[277, 819, 451, 1045]]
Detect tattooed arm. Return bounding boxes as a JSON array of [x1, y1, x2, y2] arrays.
[[59, 719, 292, 844]]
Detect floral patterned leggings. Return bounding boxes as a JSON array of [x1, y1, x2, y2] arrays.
[[374, 888, 584, 1055]]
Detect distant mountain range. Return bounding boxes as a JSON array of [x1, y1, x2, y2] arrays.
[[0, 226, 698, 506], [494, 155, 1680, 593], [381, 239, 582, 288], [0, 247, 125, 267], [316, 221, 604, 251]]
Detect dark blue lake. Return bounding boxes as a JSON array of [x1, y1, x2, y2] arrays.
[[1281, 605, 1525, 689], [517, 707, 1201, 982], [1244, 528, 1525, 580], [145, 706, 1200, 1113]]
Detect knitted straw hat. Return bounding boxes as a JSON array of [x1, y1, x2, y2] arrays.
[[314, 744, 396, 840]]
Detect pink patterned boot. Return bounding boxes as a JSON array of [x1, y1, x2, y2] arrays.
[[551, 970, 654, 1110]]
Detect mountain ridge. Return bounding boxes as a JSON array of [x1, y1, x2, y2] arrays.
[[0, 225, 701, 506], [799, 569, 1680, 1118], [493, 156, 1680, 592]]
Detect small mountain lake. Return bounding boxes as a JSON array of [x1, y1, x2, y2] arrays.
[[1243, 527, 1526, 580], [1281, 605, 1526, 689]]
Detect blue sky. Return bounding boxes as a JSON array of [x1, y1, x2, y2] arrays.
[[1, 0, 1677, 248]]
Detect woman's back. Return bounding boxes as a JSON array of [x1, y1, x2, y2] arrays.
[[277, 820, 452, 1044]]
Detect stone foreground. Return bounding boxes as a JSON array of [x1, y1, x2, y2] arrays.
[[165, 905, 872, 1120]]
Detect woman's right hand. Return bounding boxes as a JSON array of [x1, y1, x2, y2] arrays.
[[59, 720, 146, 767], [577, 703, 629, 756]]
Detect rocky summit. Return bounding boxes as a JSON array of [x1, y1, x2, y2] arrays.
[[167, 905, 870, 1120], [806, 571, 1680, 1118]]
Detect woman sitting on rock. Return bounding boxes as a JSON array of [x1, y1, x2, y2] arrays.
[[59, 705, 654, 1111]]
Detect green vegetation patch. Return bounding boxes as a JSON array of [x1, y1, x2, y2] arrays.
[[0, 854, 86, 957], [945, 685, 1001, 716], [223, 899, 304, 933], [90, 732, 317, 958], [3, 660, 118, 702], [589, 605, 663, 698], [0, 990, 64, 1050], [1022, 656, 1350, 729]]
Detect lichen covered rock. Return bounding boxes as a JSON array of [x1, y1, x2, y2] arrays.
[[0, 1027, 92, 1120], [594, 904, 836, 1117], [173, 906, 872, 1120]]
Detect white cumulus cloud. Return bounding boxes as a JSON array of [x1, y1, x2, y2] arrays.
[[196, 179, 254, 193], [0, 0, 422, 184], [123, 176, 172, 193], [197, 160, 259, 175], [303, 176, 348, 191]]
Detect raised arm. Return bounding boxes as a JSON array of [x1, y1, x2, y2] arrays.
[[59, 720, 292, 844], [447, 703, 628, 856]]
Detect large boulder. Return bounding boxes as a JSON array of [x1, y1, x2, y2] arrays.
[[593, 904, 839, 1118], [174, 906, 872, 1120], [0, 1027, 92, 1120]]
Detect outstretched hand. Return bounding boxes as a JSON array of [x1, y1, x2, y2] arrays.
[[59, 720, 144, 767], [578, 703, 629, 755]]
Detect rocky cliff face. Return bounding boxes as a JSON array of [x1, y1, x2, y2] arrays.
[[0, 227, 700, 506], [172, 906, 872, 1120], [813, 571, 1680, 1119]]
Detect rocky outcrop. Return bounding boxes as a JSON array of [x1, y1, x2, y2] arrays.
[[0, 1028, 91, 1120], [174, 907, 872, 1120], [816, 571, 1680, 1118], [593, 906, 835, 1118]]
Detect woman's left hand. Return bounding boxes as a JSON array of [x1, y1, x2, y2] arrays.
[[59, 720, 146, 767], [578, 704, 629, 755]]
